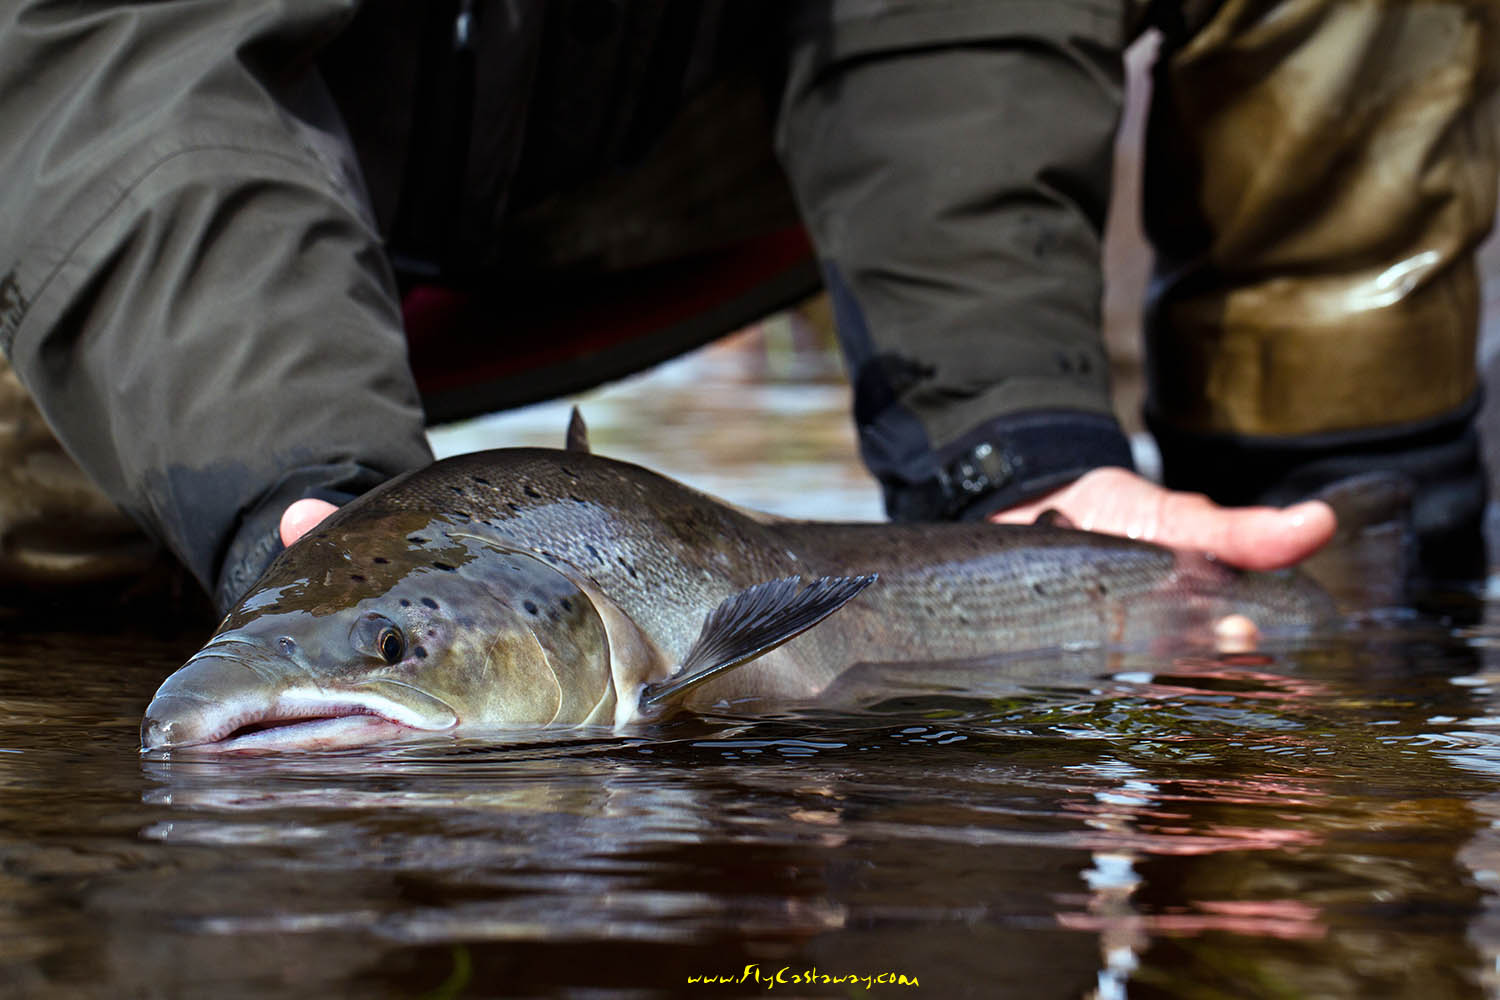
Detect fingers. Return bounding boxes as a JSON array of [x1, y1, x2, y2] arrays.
[[279, 498, 340, 547], [1150, 481, 1335, 570], [1171, 497, 1335, 571], [990, 468, 1337, 571]]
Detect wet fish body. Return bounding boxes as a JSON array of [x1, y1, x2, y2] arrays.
[[142, 441, 1334, 752]]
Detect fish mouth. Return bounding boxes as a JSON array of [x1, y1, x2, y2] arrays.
[[183, 694, 447, 753], [141, 650, 459, 753]]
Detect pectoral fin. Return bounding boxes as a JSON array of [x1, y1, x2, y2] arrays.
[[565, 407, 591, 453], [638, 574, 877, 713]]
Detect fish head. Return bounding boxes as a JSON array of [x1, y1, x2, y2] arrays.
[[141, 513, 618, 752]]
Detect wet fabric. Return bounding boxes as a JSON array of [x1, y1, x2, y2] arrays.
[[778, 0, 1139, 520], [1144, 0, 1500, 438], [0, 2, 434, 610], [0, 1, 776, 610]]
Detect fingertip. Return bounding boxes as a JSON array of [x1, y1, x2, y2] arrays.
[[1284, 500, 1338, 558], [279, 498, 339, 547], [1286, 499, 1337, 536], [1230, 500, 1337, 571]]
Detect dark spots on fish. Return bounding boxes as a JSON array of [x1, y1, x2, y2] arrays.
[[413, 645, 428, 659], [432, 561, 457, 572], [523, 485, 541, 499], [421, 597, 438, 610], [586, 543, 601, 562], [452, 511, 471, 521], [427, 628, 436, 637], [472, 476, 491, 486], [450, 485, 463, 495], [408, 535, 428, 544], [540, 550, 558, 564], [569, 494, 585, 504], [349, 573, 365, 583], [400, 599, 411, 608], [560, 465, 577, 479], [524, 600, 539, 615], [1032, 582, 1047, 596], [373, 557, 389, 565], [560, 598, 573, 612], [616, 556, 638, 579], [507, 502, 521, 513]]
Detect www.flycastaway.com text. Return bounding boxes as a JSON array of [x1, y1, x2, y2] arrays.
[[687, 964, 919, 990]]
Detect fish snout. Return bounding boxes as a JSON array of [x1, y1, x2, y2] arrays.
[[140, 648, 287, 751], [141, 692, 214, 750]]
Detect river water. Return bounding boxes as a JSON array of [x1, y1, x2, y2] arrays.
[[9, 329, 1500, 998]]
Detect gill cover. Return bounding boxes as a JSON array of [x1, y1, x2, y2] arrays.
[[455, 540, 616, 726]]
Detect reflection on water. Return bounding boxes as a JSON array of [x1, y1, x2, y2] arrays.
[[8, 331, 1500, 996]]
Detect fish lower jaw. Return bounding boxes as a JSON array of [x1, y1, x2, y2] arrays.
[[142, 689, 459, 754], [207, 713, 429, 753]]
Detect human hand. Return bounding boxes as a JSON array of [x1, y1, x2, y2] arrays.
[[279, 498, 340, 547], [988, 467, 1336, 572]]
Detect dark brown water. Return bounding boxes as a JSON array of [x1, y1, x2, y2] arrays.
[[9, 333, 1500, 998]]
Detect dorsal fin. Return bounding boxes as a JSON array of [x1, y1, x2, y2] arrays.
[[638, 574, 877, 714], [1033, 508, 1077, 529], [565, 407, 591, 453]]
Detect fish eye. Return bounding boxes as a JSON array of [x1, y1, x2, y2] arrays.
[[378, 627, 405, 664], [350, 613, 406, 664]]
